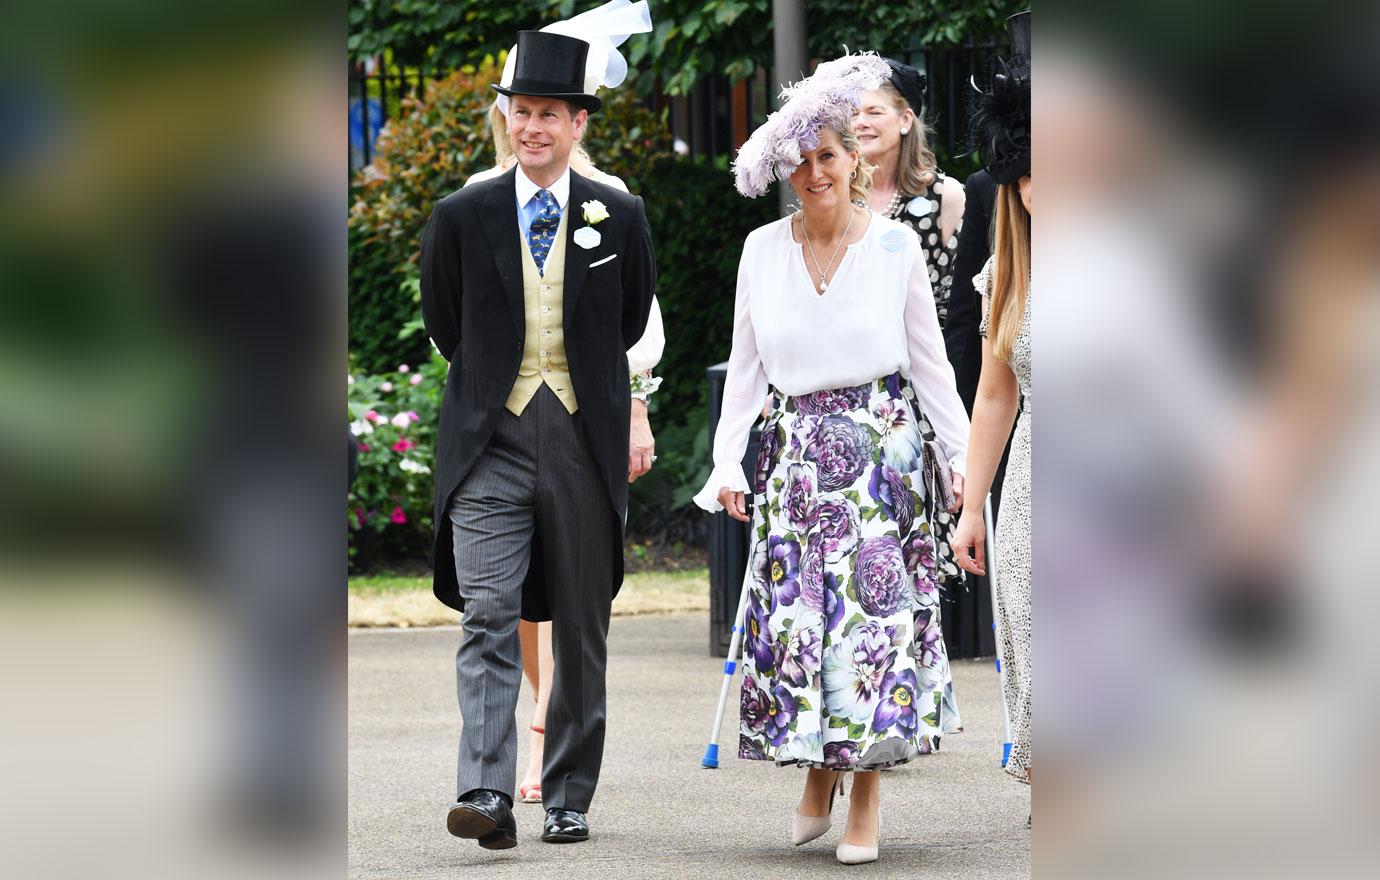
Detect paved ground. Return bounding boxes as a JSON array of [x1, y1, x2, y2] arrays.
[[349, 613, 1030, 879]]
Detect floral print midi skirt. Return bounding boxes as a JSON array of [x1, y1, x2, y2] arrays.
[[738, 372, 962, 769]]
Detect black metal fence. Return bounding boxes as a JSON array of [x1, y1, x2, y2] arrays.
[[349, 61, 424, 171]]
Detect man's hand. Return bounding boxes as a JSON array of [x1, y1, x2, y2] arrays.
[[628, 400, 655, 483]]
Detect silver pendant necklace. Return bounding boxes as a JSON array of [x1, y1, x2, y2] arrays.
[[800, 207, 856, 293]]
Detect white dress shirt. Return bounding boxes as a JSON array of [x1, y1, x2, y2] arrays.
[[693, 214, 970, 512]]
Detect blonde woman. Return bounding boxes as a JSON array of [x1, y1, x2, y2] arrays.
[[853, 60, 965, 326], [697, 53, 969, 866], [949, 36, 1033, 795]]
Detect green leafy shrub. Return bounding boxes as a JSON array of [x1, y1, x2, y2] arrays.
[[349, 61, 674, 373]]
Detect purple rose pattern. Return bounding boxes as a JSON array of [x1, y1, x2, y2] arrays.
[[800, 541, 825, 613], [783, 464, 817, 532], [737, 373, 952, 768], [741, 680, 771, 733], [817, 494, 860, 562], [803, 416, 872, 491], [855, 535, 909, 617], [795, 382, 870, 416], [823, 740, 860, 769], [739, 734, 768, 760]]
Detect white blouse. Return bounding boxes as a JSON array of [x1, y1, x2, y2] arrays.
[[693, 214, 970, 512]]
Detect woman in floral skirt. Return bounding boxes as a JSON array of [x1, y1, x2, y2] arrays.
[[695, 53, 969, 866]]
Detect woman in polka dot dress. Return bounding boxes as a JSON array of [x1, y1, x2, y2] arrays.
[[852, 61, 967, 568], [853, 59, 966, 328]]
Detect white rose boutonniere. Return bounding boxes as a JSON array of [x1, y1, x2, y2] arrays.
[[581, 199, 609, 225]]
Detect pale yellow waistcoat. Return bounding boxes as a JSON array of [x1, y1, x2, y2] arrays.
[[504, 210, 579, 415]]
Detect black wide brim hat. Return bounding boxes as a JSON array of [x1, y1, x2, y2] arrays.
[[492, 30, 602, 114]]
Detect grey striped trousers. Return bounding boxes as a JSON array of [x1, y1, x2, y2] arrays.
[[448, 384, 616, 813]]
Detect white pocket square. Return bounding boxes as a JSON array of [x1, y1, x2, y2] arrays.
[[588, 254, 617, 268]]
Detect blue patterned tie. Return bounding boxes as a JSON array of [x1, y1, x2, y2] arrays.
[[527, 189, 561, 276]]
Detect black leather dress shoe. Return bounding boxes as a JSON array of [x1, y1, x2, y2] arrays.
[[446, 790, 517, 850], [541, 808, 590, 843]]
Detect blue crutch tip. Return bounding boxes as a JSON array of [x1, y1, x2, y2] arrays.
[[701, 744, 720, 768], [1001, 742, 1012, 767]]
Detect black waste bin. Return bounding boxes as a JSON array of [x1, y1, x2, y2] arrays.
[[705, 362, 758, 657]]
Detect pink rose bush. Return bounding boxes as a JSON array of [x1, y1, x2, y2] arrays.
[[348, 351, 448, 568]]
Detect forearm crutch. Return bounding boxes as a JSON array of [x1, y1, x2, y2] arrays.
[[985, 495, 1013, 767], [701, 564, 753, 769]]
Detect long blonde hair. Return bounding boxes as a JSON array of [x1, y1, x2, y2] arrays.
[[988, 183, 1030, 362], [488, 101, 597, 175], [876, 81, 938, 195]]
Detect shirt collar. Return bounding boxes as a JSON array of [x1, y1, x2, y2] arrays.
[[514, 164, 571, 211]]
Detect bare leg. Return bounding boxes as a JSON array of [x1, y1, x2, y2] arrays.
[[798, 768, 841, 817], [841, 770, 880, 846], [519, 619, 540, 693], [519, 621, 553, 792]]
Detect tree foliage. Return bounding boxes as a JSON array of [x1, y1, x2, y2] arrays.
[[349, 0, 1028, 94]]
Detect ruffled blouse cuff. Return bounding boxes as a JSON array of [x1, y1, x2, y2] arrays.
[[693, 463, 752, 513], [948, 453, 967, 482]]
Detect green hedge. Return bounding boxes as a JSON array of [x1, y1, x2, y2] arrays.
[[626, 157, 777, 542]]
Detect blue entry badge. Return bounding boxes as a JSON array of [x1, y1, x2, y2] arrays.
[[881, 229, 906, 252], [906, 196, 932, 217]]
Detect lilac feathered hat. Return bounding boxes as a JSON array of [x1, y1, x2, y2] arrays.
[[732, 51, 891, 198]]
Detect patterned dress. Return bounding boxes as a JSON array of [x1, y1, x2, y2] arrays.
[[976, 256, 1032, 783], [695, 215, 971, 771], [738, 375, 963, 768], [883, 173, 961, 327]]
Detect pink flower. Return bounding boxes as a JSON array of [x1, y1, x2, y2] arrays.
[[406, 410, 420, 422], [364, 410, 380, 422], [390, 506, 407, 524], [358, 443, 370, 452], [409, 374, 423, 386], [398, 364, 410, 373], [354, 508, 368, 527], [391, 438, 414, 452], [390, 412, 411, 429], [380, 381, 394, 392]]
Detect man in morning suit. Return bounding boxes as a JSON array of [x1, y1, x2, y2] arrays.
[[419, 30, 656, 849]]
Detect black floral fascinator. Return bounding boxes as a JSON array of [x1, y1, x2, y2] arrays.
[[969, 11, 1031, 184]]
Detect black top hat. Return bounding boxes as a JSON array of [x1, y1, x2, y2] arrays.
[[492, 31, 602, 114], [1006, 11, 1031, 78], [883, 58, 928, 118]]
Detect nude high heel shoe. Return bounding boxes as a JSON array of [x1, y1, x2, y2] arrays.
[[792, 773, 845, 846], [835, 804, 878, 865]]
